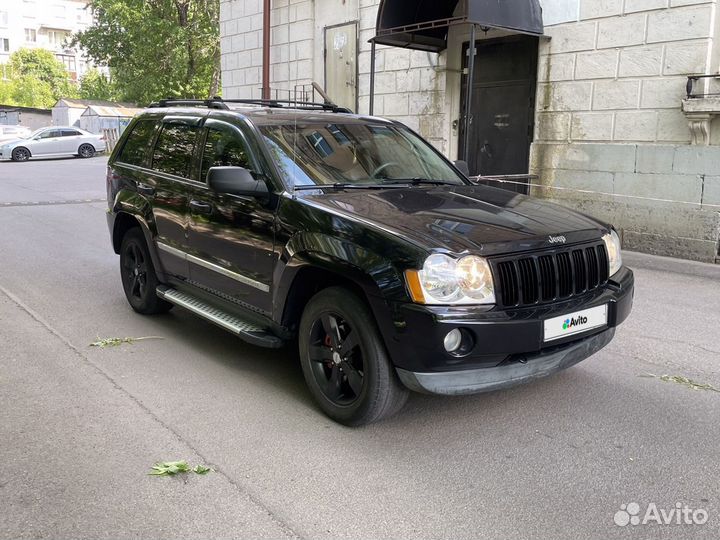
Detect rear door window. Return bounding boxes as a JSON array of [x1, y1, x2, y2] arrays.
[[152, 121, 199, 178], [117, 119, 158, 166], [62, 129, 82, 136]]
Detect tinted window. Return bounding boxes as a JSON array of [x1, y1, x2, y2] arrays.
[[38, 130, 61, 139], [152, 122, 198, 178], [62, 129, 82, 136], [118, 119, 157, 166], [200, 122, 251, 182]]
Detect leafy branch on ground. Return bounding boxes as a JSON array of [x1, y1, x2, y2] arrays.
[[149, 460, 213, 476], [90, 336, 164, 348], [641, 372, 720, 392]]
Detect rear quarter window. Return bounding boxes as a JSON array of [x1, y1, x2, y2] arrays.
[[117, 118, 158, 166]]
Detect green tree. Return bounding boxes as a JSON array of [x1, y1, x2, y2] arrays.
[[73, 0, 220, 105], [8, 48, 77, 101], [79, 68, 115, 100]]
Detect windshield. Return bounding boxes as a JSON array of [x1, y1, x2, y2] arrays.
[[259, 122, 467, 188], [25, 128, 48, 139]]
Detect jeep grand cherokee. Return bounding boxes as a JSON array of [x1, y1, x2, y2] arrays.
[[106, 98, 634, 426]]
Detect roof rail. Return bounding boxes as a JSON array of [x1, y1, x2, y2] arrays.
[[148, 98, 229, 110], [148, 97, 352, 113]]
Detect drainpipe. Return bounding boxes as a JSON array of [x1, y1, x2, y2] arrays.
[[262, 0, 271, 99]]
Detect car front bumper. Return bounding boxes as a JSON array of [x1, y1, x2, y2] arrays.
[[397, 327, 615, 395], [380, 266, 634, 394]]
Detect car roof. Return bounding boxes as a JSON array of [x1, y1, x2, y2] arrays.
[[137, 105, 397, 128]]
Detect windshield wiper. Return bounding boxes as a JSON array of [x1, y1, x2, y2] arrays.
[[293, 183, 406, 191], [380, 178, 457, 186]]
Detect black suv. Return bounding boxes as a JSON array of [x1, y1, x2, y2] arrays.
[[106, 98, 634, 426]]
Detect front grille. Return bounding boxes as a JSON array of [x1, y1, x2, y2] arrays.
[[493, 243, 609, 308]]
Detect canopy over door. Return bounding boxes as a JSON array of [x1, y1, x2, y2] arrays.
[[374, 0, 544, 52]]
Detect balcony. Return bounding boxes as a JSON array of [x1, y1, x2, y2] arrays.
[[682, 75, 720, 145]]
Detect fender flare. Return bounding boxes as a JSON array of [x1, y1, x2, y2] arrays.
[[273, 232, 409, 337], [111, 190, 166, 281]]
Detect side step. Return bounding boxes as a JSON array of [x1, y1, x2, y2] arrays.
[[157, 287, 284, 348]]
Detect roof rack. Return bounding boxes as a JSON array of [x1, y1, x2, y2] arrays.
[[148, 98, 229, 110], [148, 97, 352, 113]]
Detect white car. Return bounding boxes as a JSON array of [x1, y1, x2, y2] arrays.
[[0, 126, 106, 162], [0, 125, 32, 142]]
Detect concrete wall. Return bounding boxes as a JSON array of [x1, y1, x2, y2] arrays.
[[531, 0, 720, 262]]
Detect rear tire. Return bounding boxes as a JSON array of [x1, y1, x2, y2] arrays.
[[78, 143, 95, 158], [119, 228, 172, 314], [298, 286, 409, 426], [11, 147, 30, 162]]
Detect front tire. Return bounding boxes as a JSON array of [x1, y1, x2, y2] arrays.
[[119, 228, 172, 314], [78, 143, 95, 158], [299, 286, 409, 426], [11, 147, 30, 162]]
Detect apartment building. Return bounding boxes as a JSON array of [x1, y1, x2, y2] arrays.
[[0, 0, 94, 79], [220, 0, 720, 262]]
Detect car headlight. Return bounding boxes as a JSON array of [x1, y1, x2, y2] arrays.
[[602, 230, 622, 276], [405, 254, 495, 305]]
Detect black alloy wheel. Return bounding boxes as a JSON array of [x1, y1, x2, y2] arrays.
[[78, 144, 95, 158], [299, 287, 409, 426], [11, 147, 30, 162], [119, 228, 172, 314], [308, 312, 365, 405]]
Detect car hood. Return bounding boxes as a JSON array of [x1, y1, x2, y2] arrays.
[[0, 138, 26, 147], [302, 184, 608, 255]]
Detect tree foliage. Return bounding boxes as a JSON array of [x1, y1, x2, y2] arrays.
[[73, 0, 220, 105], [79, 68, 115, 100], [0, 48, 76, 108]]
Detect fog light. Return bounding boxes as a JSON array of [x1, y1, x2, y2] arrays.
[[443, 329, 463, 353]]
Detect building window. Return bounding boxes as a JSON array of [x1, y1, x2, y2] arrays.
[[47, 30, 68, 46], [56, 54, 76, 72], [0, 11, 8, 27], [0, 38, 9, 53], [25, 28, 36, 42]]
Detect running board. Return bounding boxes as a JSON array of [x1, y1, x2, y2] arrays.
[[156, 286, 283, 348]]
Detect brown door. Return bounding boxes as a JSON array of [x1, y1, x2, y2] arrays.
[[459, 35, 538, 193]]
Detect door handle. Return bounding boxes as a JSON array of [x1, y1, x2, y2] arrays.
[[137, 183, 155, 196], [189, 200, 213, 215]]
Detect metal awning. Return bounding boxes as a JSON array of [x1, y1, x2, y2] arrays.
[[373, 0, 544, 52], [368, 0, 544, 165]]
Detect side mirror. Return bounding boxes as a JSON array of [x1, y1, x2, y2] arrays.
[[454, 160, 470, 177], [207, 166, 269, 198]]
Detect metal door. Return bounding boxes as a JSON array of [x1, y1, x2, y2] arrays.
[[324, 22, 358, 112], [459, 35, 538, 191]]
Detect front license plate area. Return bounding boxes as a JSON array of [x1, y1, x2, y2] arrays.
[[544, 304, 608, 342]]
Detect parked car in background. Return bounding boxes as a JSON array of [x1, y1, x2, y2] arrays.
[[0, 126, 106, 162], [0, 125, 32, 142]]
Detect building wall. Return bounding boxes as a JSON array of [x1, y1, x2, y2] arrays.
[[0, 0, 95, 79], [220, 0, 720, 262], [531, 0, 720, 262], [220, 0, 451, 153]]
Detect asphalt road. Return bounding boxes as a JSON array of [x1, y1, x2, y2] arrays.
[[1, 156, 719, 540]]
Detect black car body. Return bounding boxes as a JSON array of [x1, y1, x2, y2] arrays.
[[106, 99, 634, 425]]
